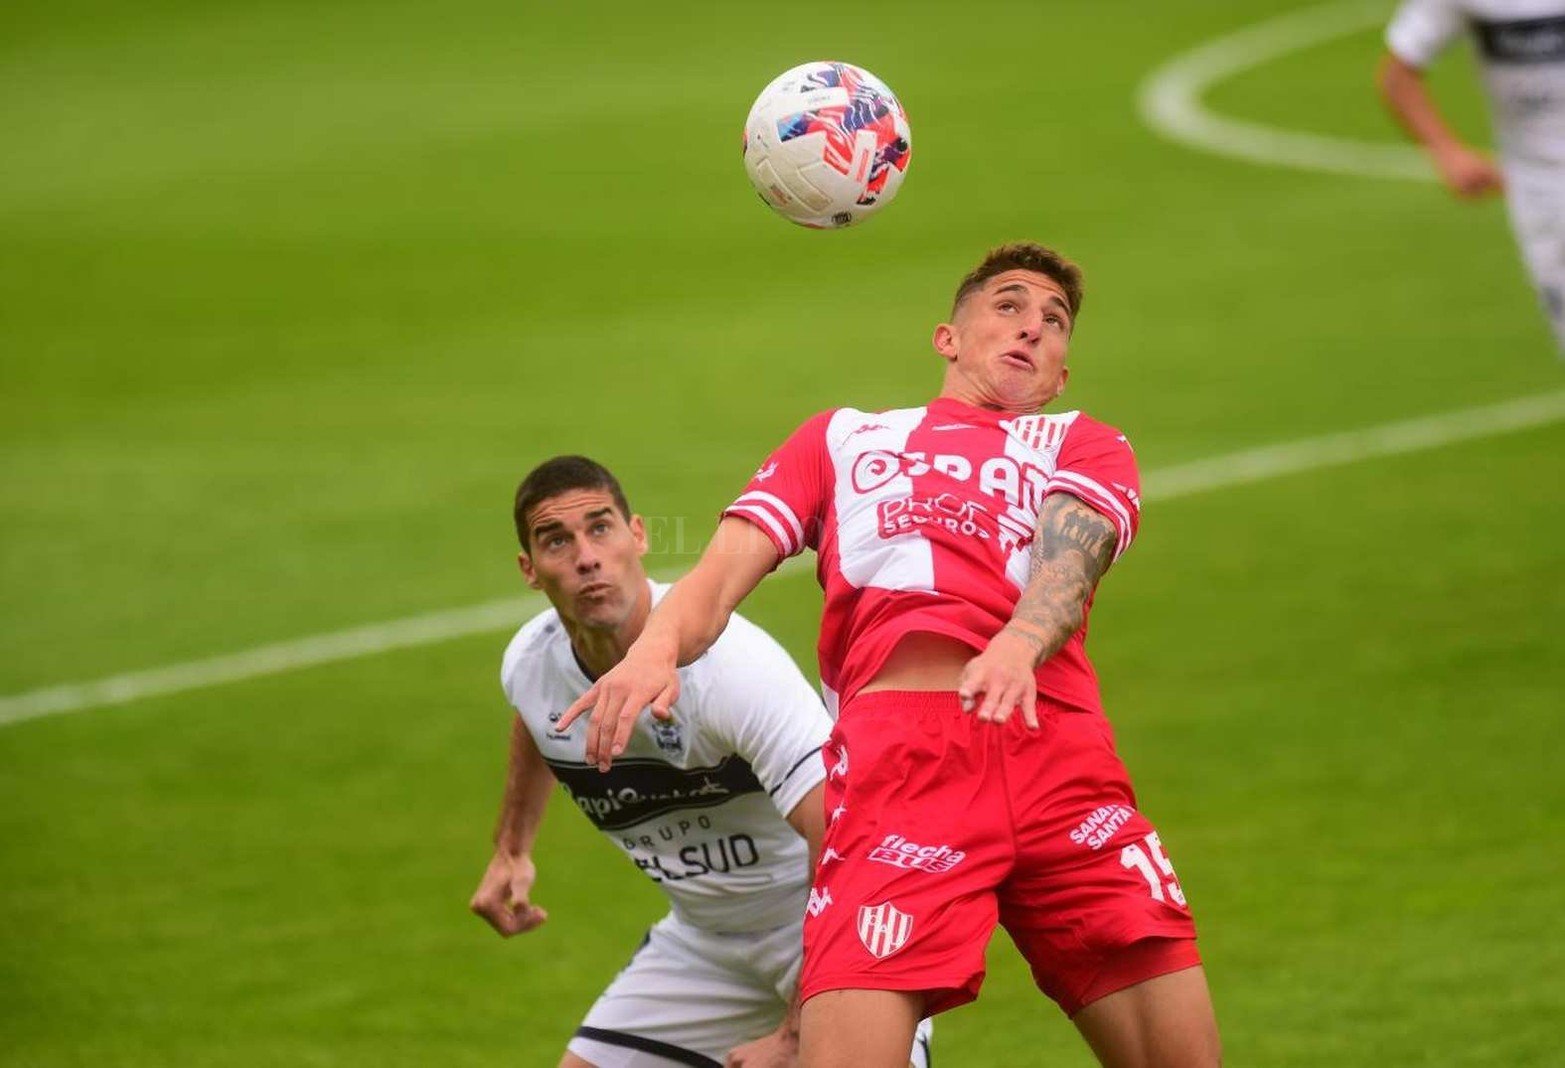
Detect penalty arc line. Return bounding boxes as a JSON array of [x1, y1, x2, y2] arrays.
[[3, 388, 1564, 729], [1137, 0, 1435, 181]]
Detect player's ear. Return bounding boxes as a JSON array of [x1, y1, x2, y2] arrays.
[[932, 322, 958, 362], [629, 514, 649, 556], [1050, 366, 1070, 403], [518, 551, 541, 589]]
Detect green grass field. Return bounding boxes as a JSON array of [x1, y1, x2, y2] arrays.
[[3, 0, 1562, 1064]]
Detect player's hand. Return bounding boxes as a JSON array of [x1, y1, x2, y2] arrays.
[[469, 851, 548, 937], [725, 1025, 798, 1068], [957, 625, 1042, 729], [1433, 143, 1504, 199], [555, 638, 681, 771]]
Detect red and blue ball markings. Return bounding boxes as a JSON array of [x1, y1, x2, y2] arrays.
[[776, 62, 910, 205]]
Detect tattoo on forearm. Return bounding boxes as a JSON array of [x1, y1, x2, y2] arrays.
[[1007, 495, 1118, 665]]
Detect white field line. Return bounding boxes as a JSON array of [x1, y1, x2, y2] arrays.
[[1137, 0, 1435, 181], [3, 389, 1564, 729]]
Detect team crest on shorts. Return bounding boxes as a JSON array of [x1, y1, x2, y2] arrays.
[[857, 901, 913, 960]]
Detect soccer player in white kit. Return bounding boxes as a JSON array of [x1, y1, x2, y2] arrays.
[[1378, 0, 1565, 353], [470, 456, 932, 1068]]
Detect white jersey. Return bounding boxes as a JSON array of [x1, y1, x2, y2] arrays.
[[1387, 0, 1565, 165], [501, 581, 832, 933]]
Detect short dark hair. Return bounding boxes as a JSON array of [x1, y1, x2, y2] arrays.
[[951, 241, 1084, 322], [513, 455, 632, 550]]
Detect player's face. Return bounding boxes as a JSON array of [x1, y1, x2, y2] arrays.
[[933, 269, 1072, 412], [518, 489, 648, 632]]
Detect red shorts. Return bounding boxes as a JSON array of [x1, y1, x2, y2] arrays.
[[800, 691, 1200, 1017]]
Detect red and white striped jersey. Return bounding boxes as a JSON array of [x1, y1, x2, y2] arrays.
[[724, 396, 1141, 717]]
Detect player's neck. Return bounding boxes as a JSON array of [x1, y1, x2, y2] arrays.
[[937, 374, 1044, 416], [564, 584, 653, 680]]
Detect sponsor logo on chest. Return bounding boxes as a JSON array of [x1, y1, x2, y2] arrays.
[[840, 416, 1068, 556], [850, 448, 1052, 554], [1476, 15, 1565, 64], [851, 448, 1052, 510], [544, 755, 765, 831]]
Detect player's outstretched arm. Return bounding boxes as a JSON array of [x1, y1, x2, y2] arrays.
[[959, 492, 1117, 728], [470, 716, 554, 937], [557, 516, 782, 770], [1377, 52, 1503, 198]]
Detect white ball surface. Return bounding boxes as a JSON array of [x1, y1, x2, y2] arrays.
[[743, 61, 912, 229]]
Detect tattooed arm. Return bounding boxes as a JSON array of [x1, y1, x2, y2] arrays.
[[957, 493, 1118, 727]]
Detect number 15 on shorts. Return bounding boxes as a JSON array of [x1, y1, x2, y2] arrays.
[[1120, 832, 1186, 906]]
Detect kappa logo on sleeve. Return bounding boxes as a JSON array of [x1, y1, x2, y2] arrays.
[[829, 745, 849, 780], [867, 833, 966, 873], [754, 461, 778, 482], [857, 901, 913, 959], [807, 886, 834, 917]]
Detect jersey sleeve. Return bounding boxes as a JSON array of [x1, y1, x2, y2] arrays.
[[1386, 0, 1465, 67], [699, 612, 832, 822], [722, 409, 835, 561], [499, 618, 540, 712], [1045, 418, 1142, 564]]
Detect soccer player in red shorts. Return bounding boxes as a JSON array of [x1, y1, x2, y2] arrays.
[[559, 243, 1222, 1067]]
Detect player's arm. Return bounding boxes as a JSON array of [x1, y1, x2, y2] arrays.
[[1376, 51, 1503, 198], [469, 716, 554, 937], [726, 783, 825, 1068], [649, 516, 785, 667], [557, 517, 782, 770], [958, 492, 1117, 728], [785, 781, 826, 879]]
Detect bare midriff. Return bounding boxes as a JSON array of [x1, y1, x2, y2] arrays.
[[857, 631, 975, 694]]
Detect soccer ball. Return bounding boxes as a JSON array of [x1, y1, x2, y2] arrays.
[[742, 61, 912, 229]]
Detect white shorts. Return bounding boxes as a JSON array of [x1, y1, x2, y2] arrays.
[[568, 913, 933, 1068], [1503, 160, 1565, 353]]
